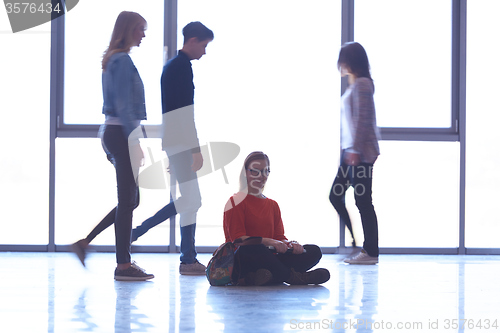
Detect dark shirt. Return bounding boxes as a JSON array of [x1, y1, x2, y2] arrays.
[[160, 50, 200, 154], [161, 50, 194, 114]]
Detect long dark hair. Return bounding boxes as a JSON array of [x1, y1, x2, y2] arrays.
[[337, 42, 373, 85]]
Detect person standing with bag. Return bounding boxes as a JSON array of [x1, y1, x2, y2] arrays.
[[223, 151, 330, 286]]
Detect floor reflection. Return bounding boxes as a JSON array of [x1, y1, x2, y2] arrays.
[[2, 253, 500, 333], [178, 276, 197, 332], [338, 265, 379, 333], [206, 284, 330, 332], [72, 289, 98, 332], [114, 281, 154, 333]]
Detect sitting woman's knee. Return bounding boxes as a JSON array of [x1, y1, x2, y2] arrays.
[[303, 244, 322, 261]]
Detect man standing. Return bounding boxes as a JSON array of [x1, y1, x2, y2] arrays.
[[131, 22, 214, 275]]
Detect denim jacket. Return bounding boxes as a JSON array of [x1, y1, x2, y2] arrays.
[[102, 52, 147, 137]]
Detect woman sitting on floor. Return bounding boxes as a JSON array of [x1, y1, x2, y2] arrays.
[[223, 151, 330, 286]]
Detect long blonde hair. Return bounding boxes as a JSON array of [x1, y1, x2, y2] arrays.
[[102, 11, 146, 70]]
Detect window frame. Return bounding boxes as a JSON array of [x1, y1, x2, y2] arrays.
[[338, 0, 466, 253], [5, 0, 494, 254], [344, 0, 461, 142]]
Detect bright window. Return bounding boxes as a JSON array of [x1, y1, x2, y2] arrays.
[[355, 0, 452, 128], [371, 141, 459, 248], [177, 0, 342, 247], [64, 1, 164, 126], [0, 14, 50, 244], [465, 0, 500, 248], [55, 138, 170, 245]]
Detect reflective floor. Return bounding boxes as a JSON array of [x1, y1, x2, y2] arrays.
[[1, 252, 499, 332]]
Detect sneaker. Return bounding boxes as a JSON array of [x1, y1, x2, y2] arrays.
[[179, 259, 207, 275], [71, 239, 87, 267], [114, 261, 154, 281], [344, 249, 378, 265], [245, 269, 273, 286], [285, 268, 330, 285]]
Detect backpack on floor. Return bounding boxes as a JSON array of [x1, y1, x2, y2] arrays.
[[205, 236, 262, 286], [206, 241, 237, 286]]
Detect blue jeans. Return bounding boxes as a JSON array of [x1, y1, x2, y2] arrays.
[[131, 149, 201, 264], [329, 151, 379, 257]]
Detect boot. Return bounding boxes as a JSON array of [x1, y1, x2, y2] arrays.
[[245, 269, 273, 286], [285, 268, 330, 285]]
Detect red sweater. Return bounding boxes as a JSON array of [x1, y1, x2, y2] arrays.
[[223, 193, 287, 243]]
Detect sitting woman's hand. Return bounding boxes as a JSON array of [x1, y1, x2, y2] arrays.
[[287, 241, 304, 255], [264, 239, 288, 254]]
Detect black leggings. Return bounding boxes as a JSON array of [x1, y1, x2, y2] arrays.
[[234, 244, 323, 284], [329, 151, 379, 257], [85, 125, 139, 264]]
